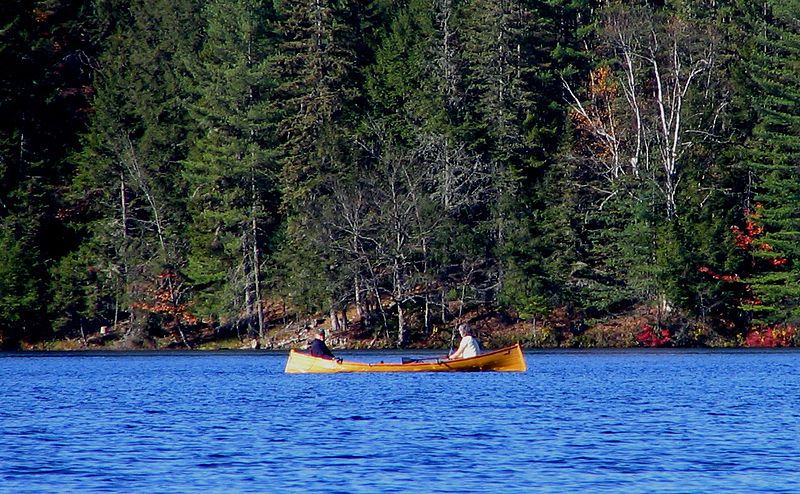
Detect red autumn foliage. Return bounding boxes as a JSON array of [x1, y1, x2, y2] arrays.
[[744, 326, 796, 347], [699, 202, 787, 284], [731, 223, 764, 249], [731, 204, 768, 251], [697, 266, 740, 282], [635, 324, 671, 347], [731, 206, 761, 248]]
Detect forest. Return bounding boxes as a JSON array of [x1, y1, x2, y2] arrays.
[[1, 0, 799, 350]]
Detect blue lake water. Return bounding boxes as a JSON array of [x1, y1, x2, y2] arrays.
[[2, 349, 799, 493]]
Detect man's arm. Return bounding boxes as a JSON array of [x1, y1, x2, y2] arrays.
[[449, 339, 467, 359]]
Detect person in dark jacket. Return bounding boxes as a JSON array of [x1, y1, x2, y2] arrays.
[[307, 328, 338, 361]]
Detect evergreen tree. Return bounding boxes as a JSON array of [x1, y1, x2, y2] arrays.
[[62, 0, 202, 341], [663, 0, 753, 336], [740, 0, 800, 325], [272, 0, 364, 318], [460, 0, 573, 317], [2, 0, 793, 347], [366, 0, 438, 140], [273, 0, 361, 207], [0, 215, 42, 348], [491, 0, 596, 321], [0, 0, 96, 344], [182, 0, 280, 337]]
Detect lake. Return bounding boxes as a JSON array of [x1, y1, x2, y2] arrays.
[[2, 349, 799, 493]]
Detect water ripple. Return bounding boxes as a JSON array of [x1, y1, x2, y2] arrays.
[[1, 350, 799, 493]]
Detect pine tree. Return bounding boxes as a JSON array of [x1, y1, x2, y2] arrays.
[[740, 0, 800, 325], [485, 0, 597, 321], [63, 0, 202, 342], [272, 0, 364, 318], [0, 215, 42, 348], [366, 0, 438, 140], [273, 0, 361, 207], [460, 0, 559, 315], [0, 0, 96, 344], [182, 0, 280, 338]]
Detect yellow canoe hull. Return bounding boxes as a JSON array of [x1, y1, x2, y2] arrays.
[[284, 343, 527, 373]]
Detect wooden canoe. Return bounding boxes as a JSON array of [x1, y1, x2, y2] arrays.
[[284, 343, 527, 373]]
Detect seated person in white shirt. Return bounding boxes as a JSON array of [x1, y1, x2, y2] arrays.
[[448, 323, 481, 359]]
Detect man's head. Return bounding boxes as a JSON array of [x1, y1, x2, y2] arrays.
[[309, 327, 325, 340], [458, 323, 473, 337]]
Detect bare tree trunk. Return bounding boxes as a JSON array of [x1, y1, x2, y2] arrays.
[[252, 219, 265, 339], [355, 276, 365, 318], [441, 286, 447, 323], [617, 31, 643, 177], [330, 308, 341, 334], [251, 173, 265, 339], [119, 171, 128, 238], [424, 294, 430, 335], [458, 282, 467, 319], [649, 32, 708, 220], [79, 318, 87, 347], [566, 9, 714, 218], [113, 296, 119, 332], [124, 136, 167, 256], [176, 322, 192, 349], [116, 172, 126, 334], [242, 236, 254, 336], [116, 173, 127, 334], [397, 302, 406, 347]]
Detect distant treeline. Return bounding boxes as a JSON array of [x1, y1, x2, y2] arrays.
[[1, 0, 799, 349]]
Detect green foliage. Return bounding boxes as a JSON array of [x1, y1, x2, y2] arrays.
[[65, 0, 202, 335], [273, 0, 362, 208], [0, 0, 97, 343], [4, 0, 800, 345], [366, 0, 441, 139], [0, 217, 43, 344], [740, 0, 800, 325], [181, 0, 280, 319]]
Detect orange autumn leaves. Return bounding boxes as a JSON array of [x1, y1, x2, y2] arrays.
[[729, 204, 786, 267], [569, 66, 618, 161], [131, 271, 199, 328]]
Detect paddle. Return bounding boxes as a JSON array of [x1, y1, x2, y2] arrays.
[[401, 355, 447, 364], [401, 325, 459, 364]]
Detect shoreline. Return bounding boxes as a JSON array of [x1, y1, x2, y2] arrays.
[[12, 337, 795, 352]]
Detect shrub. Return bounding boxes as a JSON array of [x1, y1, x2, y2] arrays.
[[635, 324, 671, 347], [744, 325, 796, 347]]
